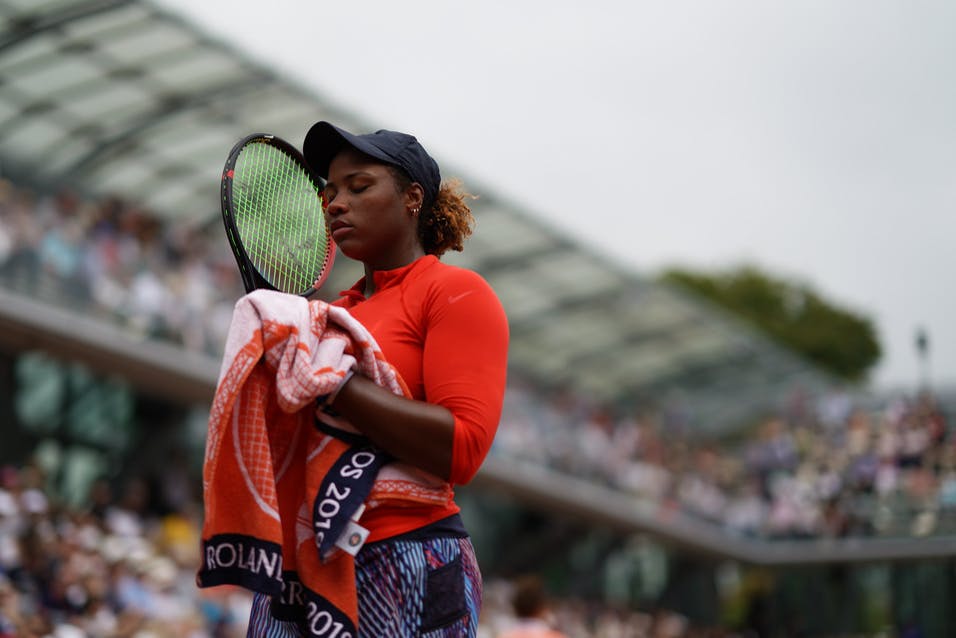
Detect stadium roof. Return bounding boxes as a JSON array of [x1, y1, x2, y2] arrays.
[[0, 0, 835, 431], [0, 0, 343, 219]]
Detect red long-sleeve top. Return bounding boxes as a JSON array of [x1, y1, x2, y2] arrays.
[[332, 255, 509, 541]]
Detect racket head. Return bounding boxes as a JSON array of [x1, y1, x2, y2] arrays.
[[221, 133, 335, 296]]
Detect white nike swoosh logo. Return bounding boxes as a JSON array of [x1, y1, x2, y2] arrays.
[[448, 290, 474, 304]]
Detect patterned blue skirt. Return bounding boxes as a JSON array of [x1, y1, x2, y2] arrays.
[[247, 535, 482, 637]]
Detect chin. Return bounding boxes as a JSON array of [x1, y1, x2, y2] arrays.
[[335, 241, 364, 262]]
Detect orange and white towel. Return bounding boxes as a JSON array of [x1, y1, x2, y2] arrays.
[[197, 289, 451, 635]]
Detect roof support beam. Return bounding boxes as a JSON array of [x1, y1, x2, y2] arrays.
[[61, 75, 277, 179], [0, 0, 134, 53], [472, 240, 575, 276]]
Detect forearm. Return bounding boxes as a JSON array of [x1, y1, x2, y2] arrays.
[[329, 374, 455, 480]]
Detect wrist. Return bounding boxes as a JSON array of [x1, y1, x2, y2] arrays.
[[325, 369, 355, 407]]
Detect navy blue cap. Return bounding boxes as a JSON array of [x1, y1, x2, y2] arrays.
[[303, 121, 441, 206]]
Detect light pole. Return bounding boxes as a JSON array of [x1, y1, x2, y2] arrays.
[[914, 327, 930, 393]]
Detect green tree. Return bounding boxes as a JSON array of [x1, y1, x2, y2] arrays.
[[660, 265, 881, 381]]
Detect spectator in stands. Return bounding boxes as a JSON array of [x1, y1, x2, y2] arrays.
[[495, 575, 568, 638], [724, 478, 768, 537], [0, 184, 42, 292]]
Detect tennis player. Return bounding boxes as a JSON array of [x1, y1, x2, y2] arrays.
[[246, 122, 509, 637]]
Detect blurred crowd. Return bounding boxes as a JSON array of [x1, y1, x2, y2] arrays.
[[0, 461, 728, 638], [0, 181, 240, 355], [495, 380, 954, 540], [0, 462, 251, 638], [479, 575, 736, 638]]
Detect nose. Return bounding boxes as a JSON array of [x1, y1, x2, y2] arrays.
[[324, 193, 347, 217]]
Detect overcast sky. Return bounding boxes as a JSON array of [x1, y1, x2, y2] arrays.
[[155, 0, 956, 392]]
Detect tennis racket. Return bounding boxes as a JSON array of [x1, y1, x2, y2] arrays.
[[221, 133, 335, 296]]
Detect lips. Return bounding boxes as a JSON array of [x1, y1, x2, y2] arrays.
[[329, 220, 353, 241]]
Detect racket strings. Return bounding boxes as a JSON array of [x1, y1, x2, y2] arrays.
[[232, 141, 330, 294]]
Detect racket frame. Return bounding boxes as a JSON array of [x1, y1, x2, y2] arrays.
[[220, 133, 334, 296]]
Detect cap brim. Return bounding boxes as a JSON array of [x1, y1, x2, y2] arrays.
[[302, 121, 392, 179]]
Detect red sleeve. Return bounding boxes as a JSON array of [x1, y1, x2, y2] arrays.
[[421, 268, 509, 485]]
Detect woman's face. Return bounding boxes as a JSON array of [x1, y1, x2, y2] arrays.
[[324, 148, 423, 270]]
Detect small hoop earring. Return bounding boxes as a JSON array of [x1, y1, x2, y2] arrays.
[[410, 207, 420, 217]]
